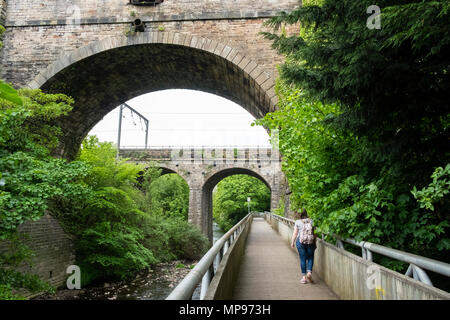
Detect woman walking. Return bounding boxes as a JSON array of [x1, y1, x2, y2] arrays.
[[291, 209, 316, 284]]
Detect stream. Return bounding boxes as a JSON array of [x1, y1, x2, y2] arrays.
[[35, 222, 225, 300]]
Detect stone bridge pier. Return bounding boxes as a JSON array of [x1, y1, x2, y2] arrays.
[[122, 147, 284, 243]]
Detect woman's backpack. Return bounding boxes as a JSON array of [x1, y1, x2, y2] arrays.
[[299, 218, 315, 245]]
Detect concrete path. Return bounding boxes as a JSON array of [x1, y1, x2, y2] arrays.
[[232, 218, 339, 300]]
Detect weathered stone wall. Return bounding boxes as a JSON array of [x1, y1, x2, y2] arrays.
[[4, 0, 300, 24], [1, 19, 289, 89], [0, 214, 75, 297], [1, 0, 300, 160], [1, 0, 299, 88]]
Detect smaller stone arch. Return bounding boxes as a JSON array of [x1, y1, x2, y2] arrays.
[[26, 32, 278, 159], [158, 166, 179, 176], [136, 164, 189, 189], [199, 167, 273, 243]]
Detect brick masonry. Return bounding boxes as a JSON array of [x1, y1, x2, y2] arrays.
[[1, 0, 299, 159], [0, 214, 75, 298]]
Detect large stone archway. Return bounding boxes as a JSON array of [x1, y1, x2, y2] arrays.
[[24, 32, 278, 159]]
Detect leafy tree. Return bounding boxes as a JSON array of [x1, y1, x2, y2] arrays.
[[0, 82, 207, 296], [149, 174, 189, 220], [52, 137, 208, 285], [258, 0, 449, 272], [213, 175, 270, 231], [263, 0, 449, 189], [0, 89, 90, 239]]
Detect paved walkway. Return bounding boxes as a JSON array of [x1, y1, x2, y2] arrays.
[[232, 218, 339, 300]]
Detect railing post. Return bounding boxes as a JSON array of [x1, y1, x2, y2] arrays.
[[200, 267, 212, 300], [214, 249, 223, 273], [405, 264, 413, 277], [412, 265, 419, 281], [412, 265, 433, 286], [224, 239, 229, 254], [366, 249, 373, 262]]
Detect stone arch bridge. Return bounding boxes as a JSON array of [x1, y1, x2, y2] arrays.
[[1, 0, 299, 159], [121, 147, 284, 243]]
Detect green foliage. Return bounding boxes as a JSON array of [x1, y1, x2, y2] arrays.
[[161, 216, 209, 259], [412, 164, 450, 212], [53, 138, 208, 284], [411, 164, 450, 251], [0, 88, 89, 240], [0, 81, 22, 106], [259, 0, 450, 265], [263, 1, 449, 185], [0, 269, 55, 300], [0, 86, 81, 299], [213, 175, 270, 231], [137, 213, 208, 263], [0, 152, 90, 239], [256, 81, 449, 263], [77, 221, 156, 281], [149, 174, 189, 220]]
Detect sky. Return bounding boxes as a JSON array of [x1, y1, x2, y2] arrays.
[[88, 89, 271, 148]]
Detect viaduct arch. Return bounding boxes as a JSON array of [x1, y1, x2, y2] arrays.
[[125, 147, 283, 243], [27, 33, 279, 159], [0, 0, 299, 160]]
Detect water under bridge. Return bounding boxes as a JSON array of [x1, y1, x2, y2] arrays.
[[167, 213, 450, 300]]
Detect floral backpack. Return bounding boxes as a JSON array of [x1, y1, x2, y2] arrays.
[[299, 218, 315, 244]]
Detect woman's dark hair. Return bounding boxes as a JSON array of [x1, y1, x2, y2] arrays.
[[300, 208, 308, 219]]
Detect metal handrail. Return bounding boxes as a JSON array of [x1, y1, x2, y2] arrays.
[[166, 213, 253, 300], [267, 211, 295, 227], [265, 212, 450, 288]]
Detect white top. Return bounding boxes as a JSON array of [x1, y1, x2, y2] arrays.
[[295, 218, 313, 241]]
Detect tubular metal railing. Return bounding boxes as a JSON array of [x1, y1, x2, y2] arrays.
[[265, 212, 450, 288], [166, 213, 253, 300]]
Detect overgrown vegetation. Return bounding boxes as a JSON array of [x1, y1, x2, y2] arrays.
[[213, 175, 270, 231], [0, 84, 89, 299], [51, 136, 208, 286], [257, 0, 449, 277], [149, 174, 189, 220]]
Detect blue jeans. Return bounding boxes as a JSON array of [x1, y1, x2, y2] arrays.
[[296, 239, 315, 275]]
